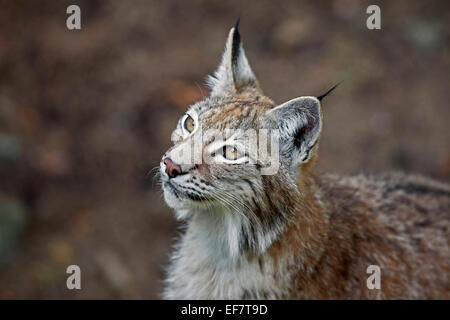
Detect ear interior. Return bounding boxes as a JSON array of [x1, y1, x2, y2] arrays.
[[267, 97, 322, 167], [207, 20, 260, 97]]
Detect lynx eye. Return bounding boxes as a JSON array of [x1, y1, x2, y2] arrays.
[[183, 115, 195, 133], [223, 146, 239, 160]]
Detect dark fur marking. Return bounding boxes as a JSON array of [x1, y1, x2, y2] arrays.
[[258, 256, 264, 273], [243, 178, 257, 195], [414, 219, 432, 228], [193, 182, 207, 191], [231, 18, 241, 66], [293, 116, 316, 149], [241, 288, 250, 299], [200, 179, 211, 186], [383, 183, 450, 198], [165, 181, 180, 199], [239, 223, 250, 253], [186, 192, 207, 201]]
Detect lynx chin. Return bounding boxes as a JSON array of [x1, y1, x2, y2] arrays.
[[159, 21, 450, 299]]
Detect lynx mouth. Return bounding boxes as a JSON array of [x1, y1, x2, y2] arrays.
[[164, 181, 208, 202]]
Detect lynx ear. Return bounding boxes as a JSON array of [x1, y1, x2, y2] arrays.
[[266, 97, 322, 170], [207, 19, 260, 97]]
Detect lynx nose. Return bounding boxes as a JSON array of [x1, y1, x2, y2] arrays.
[[163, 158, 182, 178]]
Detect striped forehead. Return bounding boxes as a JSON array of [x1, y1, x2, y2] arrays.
[[198, 102, 269, 130]]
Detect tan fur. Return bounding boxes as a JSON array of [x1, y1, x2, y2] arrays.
[[262, 171, 450, 299], [161, 24, 450, 299]]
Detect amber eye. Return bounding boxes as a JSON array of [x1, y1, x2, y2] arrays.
[[223, 146, 239, 160], [183, 115, 195, 133]]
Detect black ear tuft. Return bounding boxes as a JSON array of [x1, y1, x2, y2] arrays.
[[231, 17, 241, 65], [234, 17, 241, 32], [317, 82, 341, 101], [208, 18, 260, 97]]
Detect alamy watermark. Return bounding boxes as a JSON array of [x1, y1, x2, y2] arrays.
[[366, 5, 381, 30], [66, 5, 81, 30], [366, 265, 381, 290], [168, 128, 282, 175], [66, 265, 81, 290]]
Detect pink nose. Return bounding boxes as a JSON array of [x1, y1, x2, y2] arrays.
[[163, 158, 182, 178]]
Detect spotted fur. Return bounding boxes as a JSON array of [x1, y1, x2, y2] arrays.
[[160, 23, 450, 299]]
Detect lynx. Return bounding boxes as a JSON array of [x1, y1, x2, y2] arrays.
[[160, 21, 450, 299]]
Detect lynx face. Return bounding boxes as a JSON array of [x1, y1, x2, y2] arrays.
[[160, 22, 325, 232], [161, 96, 273, 214]]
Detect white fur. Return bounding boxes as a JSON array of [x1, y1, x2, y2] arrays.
[[164, 206, 290, 299]]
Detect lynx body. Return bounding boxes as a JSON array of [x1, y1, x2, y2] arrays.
[[160, 23, 450, 299]]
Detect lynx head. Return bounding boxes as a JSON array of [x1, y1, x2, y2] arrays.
[[159, 21, 329, 255]]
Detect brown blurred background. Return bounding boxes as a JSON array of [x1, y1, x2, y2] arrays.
[[0, 0, 449, 299]]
